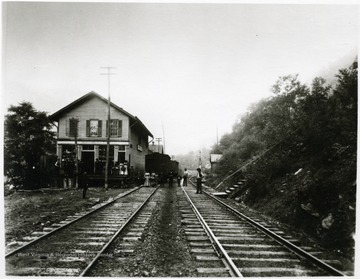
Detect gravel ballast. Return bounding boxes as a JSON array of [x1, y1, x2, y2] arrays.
[[89, 186, 199, 277]]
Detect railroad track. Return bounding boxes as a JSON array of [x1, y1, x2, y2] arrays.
[[6, 186, 158, 276], [179, 183, 346, 277]]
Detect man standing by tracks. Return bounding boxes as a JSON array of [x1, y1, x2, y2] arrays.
[[168, 170, 174, 187], [82, 171, 89, 199], [196, 168, 203, 194], [183, 168, 188, 186]]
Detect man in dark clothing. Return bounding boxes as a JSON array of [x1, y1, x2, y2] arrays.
[[183, 168, 188, 186], [82, 172, 89, 199], [95, 159, 101, 174], [196, 168, 203, 194], [159, 172, 165, 187], [168, 170, 174, 187]]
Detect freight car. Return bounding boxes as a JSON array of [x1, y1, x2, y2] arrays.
[[145, 153, 179, 175], [169, 159, 179, 175]]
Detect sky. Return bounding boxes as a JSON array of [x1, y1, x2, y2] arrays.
[[2, 1, 358, 156]]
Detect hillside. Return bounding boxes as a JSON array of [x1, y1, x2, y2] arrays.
[[207, 60, 357, 260], [234, 136, 355, 257]]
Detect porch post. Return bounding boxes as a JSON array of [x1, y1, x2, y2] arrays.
[[114, 145, 119, 163]]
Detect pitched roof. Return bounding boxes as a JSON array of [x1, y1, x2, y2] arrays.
[[49, 91, 153, 137]]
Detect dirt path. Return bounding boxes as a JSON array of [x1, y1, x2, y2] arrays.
[[138, 186, 196, 276]]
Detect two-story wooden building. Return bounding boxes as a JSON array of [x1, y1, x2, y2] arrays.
[[50, 91, 153, 176]]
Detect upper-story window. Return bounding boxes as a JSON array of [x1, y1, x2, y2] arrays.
[[66, 118, 79, 137], [89, 120, 99, 136], [107, 119, 122, 137], [86, 119, 102, 137]]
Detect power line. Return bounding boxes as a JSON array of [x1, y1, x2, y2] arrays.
[[215, 127, 300, 190]]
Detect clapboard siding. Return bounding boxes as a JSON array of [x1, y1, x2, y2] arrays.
[[58, 97, 129, 140]]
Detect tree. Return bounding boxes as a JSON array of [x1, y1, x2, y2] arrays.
[[294, 77, 332, 154], [331, 61, 358, 148], [4, 102, 56, 189]]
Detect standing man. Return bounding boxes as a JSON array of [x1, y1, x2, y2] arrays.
[[177, 174, 181, 187], [95, 159, 101, 174], [196, 168, 203, 194], [159, 172, 165, 187], [82, 171, 89, 199], [144, 172, 151, 186], [54, 158, 61, 187], [168, 170, 174, 188], [183, 168, 188, 186]]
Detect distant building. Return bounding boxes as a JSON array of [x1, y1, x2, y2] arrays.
[[50, 91, 153, 175], [210, 154, 222, 172]]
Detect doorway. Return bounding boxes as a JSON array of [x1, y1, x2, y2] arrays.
[[82, 152, 95, 174]]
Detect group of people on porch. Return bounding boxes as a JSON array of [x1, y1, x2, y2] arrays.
[[95, 159, 129, 175]]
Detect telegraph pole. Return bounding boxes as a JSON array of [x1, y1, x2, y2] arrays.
[[216, 124, 219, 146], [70, 117, 79, 189], [162, 122, 166, 154], [198, 150, 202, 169], [101, 67, 116, 190], [155, 138, 162, 153]]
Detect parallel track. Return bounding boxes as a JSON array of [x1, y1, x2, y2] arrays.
[[5, 187, 141, 257], [6, 186, 159, 276], [180, 183, 345, 277]]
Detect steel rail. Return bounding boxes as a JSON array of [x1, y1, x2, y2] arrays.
[[181, 185, 243, 277], [5, 186, 143, 258], [205, 191, 345, 277], [80, 185, 160, 276]]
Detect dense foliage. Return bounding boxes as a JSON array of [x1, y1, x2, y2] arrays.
[[210, 62, 357, 256], [4, 102, 56, 189]]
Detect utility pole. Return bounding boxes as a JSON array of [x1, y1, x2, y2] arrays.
[[198, 150, 202, 169], [70, 117, 79, 189], [216, 124, 219, 146], [155, 138, 162, 153], [101, 66, 116, 190], [162, 122, 166, 154]]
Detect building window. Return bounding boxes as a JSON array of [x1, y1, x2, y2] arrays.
[[66, 118, 79, 137], [90, 120, 99, 136], [118, 145, 126, 163], [118, 152, 125, 163], [62, 145, 76, 161], [86, 120, 102, 137], [106, 119, 122, 137], [99, 145, 114, 162]]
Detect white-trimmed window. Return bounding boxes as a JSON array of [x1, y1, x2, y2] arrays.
[[66, 118, 79, 137], [86, 119, 102, 137], [106, 119, 122, 137]]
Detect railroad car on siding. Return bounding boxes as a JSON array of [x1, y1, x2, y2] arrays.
[[145, 153, 179, 175]]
